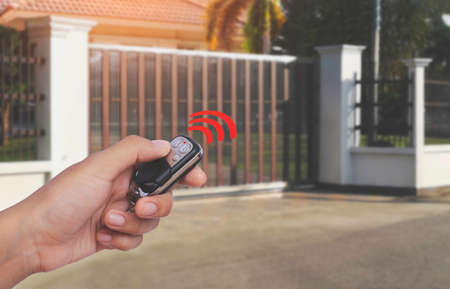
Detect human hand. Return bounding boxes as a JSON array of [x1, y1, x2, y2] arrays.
[[0, 136, 207, 288]]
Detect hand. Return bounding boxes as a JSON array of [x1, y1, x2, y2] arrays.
[[0, 136, 207, 288]]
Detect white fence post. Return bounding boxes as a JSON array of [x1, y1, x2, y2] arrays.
[[27, 16, 96, 178], [315, 45, 365, 185], [402, 58, 432, 190]]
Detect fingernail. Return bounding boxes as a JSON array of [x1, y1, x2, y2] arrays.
[[152, 140, 170, 148], [98, 232, 112, 243], [141, 202, 158, 217], [108, 213, 126, 226]]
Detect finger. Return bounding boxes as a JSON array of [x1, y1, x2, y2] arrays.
[[110, 167, 135, 200], [135, 192, 173, 219], [97, 229, 144, 251], [104, 209, 160, 235], [105, 199, 130, 215], [179, 166, 207, 187], [83, 136, 170, 181]]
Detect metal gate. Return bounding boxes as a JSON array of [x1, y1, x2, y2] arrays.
[[282, 60, 319, 187], [0, 33, 45, 162], [88, 44, 318, 188]]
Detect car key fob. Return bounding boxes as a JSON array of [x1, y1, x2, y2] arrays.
[[127, 135, 203, 211]]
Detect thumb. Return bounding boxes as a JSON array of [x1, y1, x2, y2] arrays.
[[82, 136, 170, 181]]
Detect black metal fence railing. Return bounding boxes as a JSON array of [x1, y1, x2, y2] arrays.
[[0, 34, 45, 161], [355, 76, 413, 148], [282, 60, 319, 186], [425, 79, 450, 145]]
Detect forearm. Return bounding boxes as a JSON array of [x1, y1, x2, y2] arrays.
[[0, 203, 38, 289]]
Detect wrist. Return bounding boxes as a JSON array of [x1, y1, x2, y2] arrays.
[[0, 202, 41, 287], [0, 250, 34, 288]]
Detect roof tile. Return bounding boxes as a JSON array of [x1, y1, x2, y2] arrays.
[[0, 0, 207, 25]]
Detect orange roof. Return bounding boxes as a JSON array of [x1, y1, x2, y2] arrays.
[[186, 0, 208, 7], [0, 0, 209, 25]]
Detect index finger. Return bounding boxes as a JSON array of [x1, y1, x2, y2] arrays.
[[179, 166, 207, 187], [83, 136, 171, 181]]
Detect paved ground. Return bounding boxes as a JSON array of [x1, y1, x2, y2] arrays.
[[16, 191, 450, 289]]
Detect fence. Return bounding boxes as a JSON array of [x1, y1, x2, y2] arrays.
[[282, 61, 319, 186], [425, 79, 450, 144], [354, 69, 413, 148], [0, 34, 44, 162], [89, 44, 317, 187]]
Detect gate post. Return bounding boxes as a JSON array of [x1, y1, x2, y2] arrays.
[[27, 16, 96, 178], [315, 45, 365, 185], [402, 58, 431, 190]]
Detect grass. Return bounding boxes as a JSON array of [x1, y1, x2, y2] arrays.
[[359, 134, 450, 147], [205, 133, 311, 185], [425, 137, 450, 145], [359, 134, 411, 148], [0, 137, 37, 162]]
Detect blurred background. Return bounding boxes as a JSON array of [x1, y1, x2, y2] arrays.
[[0, 0, 450, 288]]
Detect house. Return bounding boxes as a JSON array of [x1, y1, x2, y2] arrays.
[[0, 0, 258, 210], [0, 0, 209, 49]]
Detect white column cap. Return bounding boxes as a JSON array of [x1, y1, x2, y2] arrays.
[[402, 58, 432, 68], [315, 45, 366, 55], [27, 16, 96, 38]]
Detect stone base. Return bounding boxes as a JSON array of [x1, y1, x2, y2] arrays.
[[316, 182, 450, 198]]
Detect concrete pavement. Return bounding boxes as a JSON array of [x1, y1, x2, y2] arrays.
[[16, 192, 450, 289]]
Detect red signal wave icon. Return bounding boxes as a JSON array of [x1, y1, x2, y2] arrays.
[[188, 111, 237, 144]]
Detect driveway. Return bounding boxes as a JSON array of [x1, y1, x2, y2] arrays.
[[16, 191, 450, 289]]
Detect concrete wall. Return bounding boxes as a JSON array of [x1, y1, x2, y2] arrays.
[[0, 162, 51, 210], [0, 17, 95, 211], [421, 146, 450, 188], [316, 44, 450, 194], [350, 148, 415, 188]]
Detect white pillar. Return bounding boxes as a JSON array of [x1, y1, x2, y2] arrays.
[[402, 58, 431, 189], [315, 45, 365, 185], [27, 16, 96, 178]]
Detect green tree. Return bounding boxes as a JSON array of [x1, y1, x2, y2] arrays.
[[280, 0, 372, 56], [204, 0, 285, 53], [280, 0, 450, 78], [424, 14, 450, 79]]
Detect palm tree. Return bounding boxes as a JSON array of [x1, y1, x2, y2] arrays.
[[205, 0, 285, 53]]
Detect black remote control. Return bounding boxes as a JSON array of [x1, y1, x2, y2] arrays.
[[127, 135, 203, 210]]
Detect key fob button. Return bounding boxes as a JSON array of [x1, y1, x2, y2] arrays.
[[180, 143, 192, 153], [171, 138, 184, 148], [173, 154, 181, 162]]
